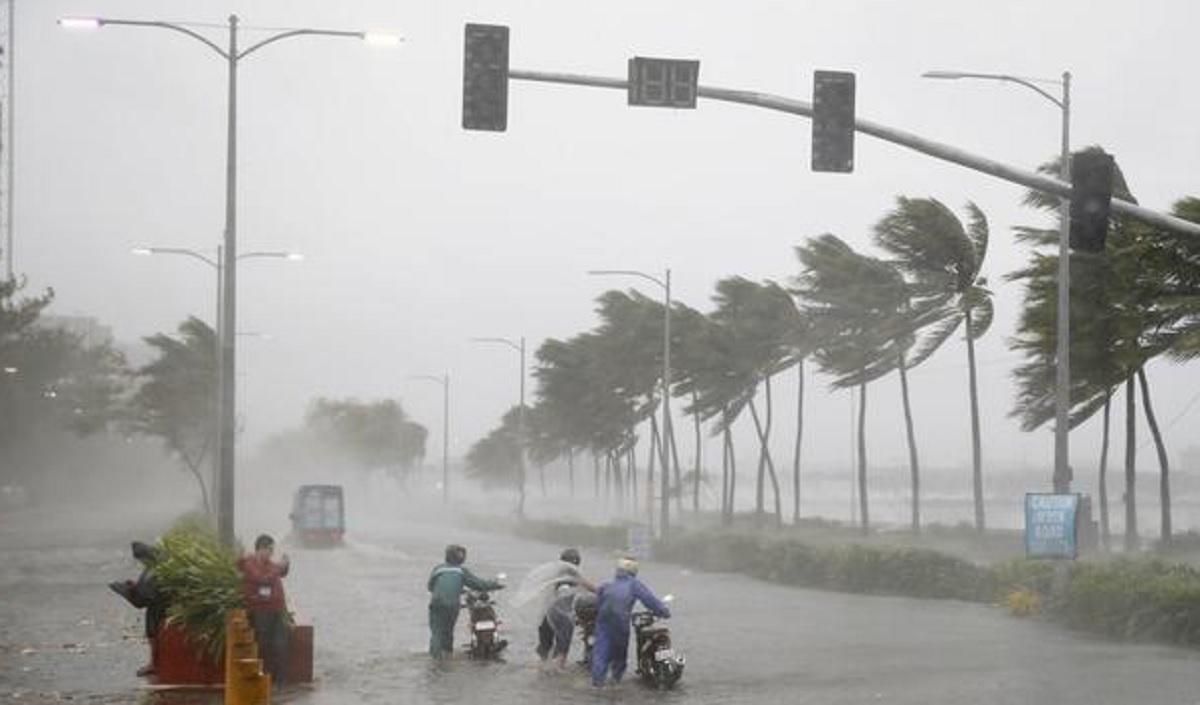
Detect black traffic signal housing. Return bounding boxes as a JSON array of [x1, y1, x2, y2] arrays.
[[812, 70, 856, 173], [462, 24, 510, 131], [1069, 151, 1115, 252]]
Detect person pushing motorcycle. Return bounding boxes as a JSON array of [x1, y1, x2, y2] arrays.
[[534, 548, 596, 666], [427, 544, 504, 659], [590, 556, 670, 687]]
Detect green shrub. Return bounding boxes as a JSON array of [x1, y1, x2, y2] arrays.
[[154, 516, 243, 663]]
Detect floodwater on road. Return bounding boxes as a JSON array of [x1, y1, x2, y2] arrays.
[[3, 505, 1199, 705]]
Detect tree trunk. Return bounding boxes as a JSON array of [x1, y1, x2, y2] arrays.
[[1137, 367, 1171, 545], [749, 383, 783, 527], [593, 452, 600, 499], [752, 388, 766, 519], [793, 359, 805, 524], [611, 450, 624, 512], [1124, 376, 1138, 552], [182, 454, 212, 516], [668, 421, 684, 514], [857, 381, 870, 534], [964, 309, 985, 532], [648, 414, 660, 529], [568, 449, 575, 498], [897, 352, 920, 534], [720, 410, 730, 523], [1098, 391, 1111, 550], [628, 444, 639, 517], [539, 462, 547, 497], [692, 391, 702, 513]]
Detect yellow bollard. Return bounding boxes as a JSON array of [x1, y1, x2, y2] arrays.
[[225, 609, 270, 705]]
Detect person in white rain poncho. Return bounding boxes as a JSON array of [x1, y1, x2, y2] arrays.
[[514, 548, 597, 666]]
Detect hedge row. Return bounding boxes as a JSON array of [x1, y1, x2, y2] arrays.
[[510, 520, 1200, 648]]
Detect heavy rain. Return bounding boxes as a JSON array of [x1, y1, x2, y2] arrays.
[[3, 2, 1200, 704]]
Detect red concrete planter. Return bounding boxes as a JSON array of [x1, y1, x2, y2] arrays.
[[150, 622, 314, 687], [152, 623, 224, 687]]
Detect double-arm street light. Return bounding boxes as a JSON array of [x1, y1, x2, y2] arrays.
[[63, 14, 399, 545], [588, 268, 673, 541], [410, 373, 451, 505], [472, 336, 527, 516], [922, 70, 1072, 494], [131, 245, 300, 517]]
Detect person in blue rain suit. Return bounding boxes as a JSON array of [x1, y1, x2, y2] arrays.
[[590, 556, 671, 687]]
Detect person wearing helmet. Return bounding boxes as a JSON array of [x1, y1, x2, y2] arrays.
[[427, 544, 504, 659], [533, 548, 596, 666], [590, 555, 670, 687]]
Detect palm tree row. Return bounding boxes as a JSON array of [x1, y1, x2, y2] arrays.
[[466, 196, 999, 536]]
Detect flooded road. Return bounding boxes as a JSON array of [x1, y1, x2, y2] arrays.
[[3, 506, 1199, 704]]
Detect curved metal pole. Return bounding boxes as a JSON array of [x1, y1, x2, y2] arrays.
[[95, 19, 229, 59], [238, 28, 363, 61], [410, 374, 451, 505], [508, 69, 1200, 238], [926, 71, 1064, 108], [587, 268, 666, 291], [135, 246, 219, 269]]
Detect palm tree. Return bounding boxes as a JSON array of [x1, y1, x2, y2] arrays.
[[1010, 147, 1186, 547], [793, 235, 910, 533], [872, 197, 995, 531]]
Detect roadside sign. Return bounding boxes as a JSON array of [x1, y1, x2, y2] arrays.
[[1024, 493, 1080, 559], [627, 524, 653, 560]]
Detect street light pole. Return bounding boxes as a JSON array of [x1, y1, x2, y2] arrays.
[[922, 69, 1072, 493], [411, 373, 451, 504], [472, 336, 527, 516], [66, 14, 398, 545], [587, 268, 673, 541]]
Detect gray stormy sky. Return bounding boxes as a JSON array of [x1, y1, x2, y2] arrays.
[[16, 0, 1200, 478]]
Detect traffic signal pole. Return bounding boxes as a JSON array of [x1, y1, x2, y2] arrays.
[[505, 68, 1200, 239]]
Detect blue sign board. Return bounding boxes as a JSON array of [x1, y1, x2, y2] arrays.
[[1024, 493, 1080, 559]]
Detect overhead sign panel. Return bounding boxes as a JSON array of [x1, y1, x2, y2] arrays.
[[628, 57, 700, 109]]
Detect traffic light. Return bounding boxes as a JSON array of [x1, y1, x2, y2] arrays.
[[627, 57, 700, 109], [462, 24, 510, 131], [811, 70, 856, 173], [1069, 151, 1115, 252]]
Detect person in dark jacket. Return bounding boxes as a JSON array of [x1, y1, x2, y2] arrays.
[[590, 556, 670, 687], [427, 544, 504, 659], [236, 534, 291, 686], [108, 540, 165, 677]]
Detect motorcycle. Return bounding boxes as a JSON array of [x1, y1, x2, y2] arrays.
[[632, 594, 684, 689], [463, 573, 508, 660], [573, 592, 598, 667]]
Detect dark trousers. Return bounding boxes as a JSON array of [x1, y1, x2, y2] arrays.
[[537, 611, 574, 659], [249, 610, 289, 686], [429, 603, 459, 658]]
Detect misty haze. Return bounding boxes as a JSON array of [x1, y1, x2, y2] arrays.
[[3, 1, 1200, 704]]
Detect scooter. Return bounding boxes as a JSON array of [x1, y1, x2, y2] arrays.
[[573, 592, 598, 667], [632, 594, 684, 689], [463, 573, 508, 660]]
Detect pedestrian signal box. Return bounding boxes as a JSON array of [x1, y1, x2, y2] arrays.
[[628, 57, 700, 109], [812, 70, 856, 173], [462, 24, 510, 131]]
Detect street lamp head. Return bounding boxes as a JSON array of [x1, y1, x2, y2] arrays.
[[921, 70, 966, 80], [2, 366, 17, 375], [58, 17, 103, 30], [362, 31, 403, 47], [131, 247, 154, 256], [285, 252, 305, 261]]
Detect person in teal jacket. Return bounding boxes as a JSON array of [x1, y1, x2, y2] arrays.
[[427, 544, 504, 658]]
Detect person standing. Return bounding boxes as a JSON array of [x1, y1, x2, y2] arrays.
[[590, 556, 670, 687], [534, 548, 596, 666], [427, 544, 504, 659], [237, 534, 290, 686]]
